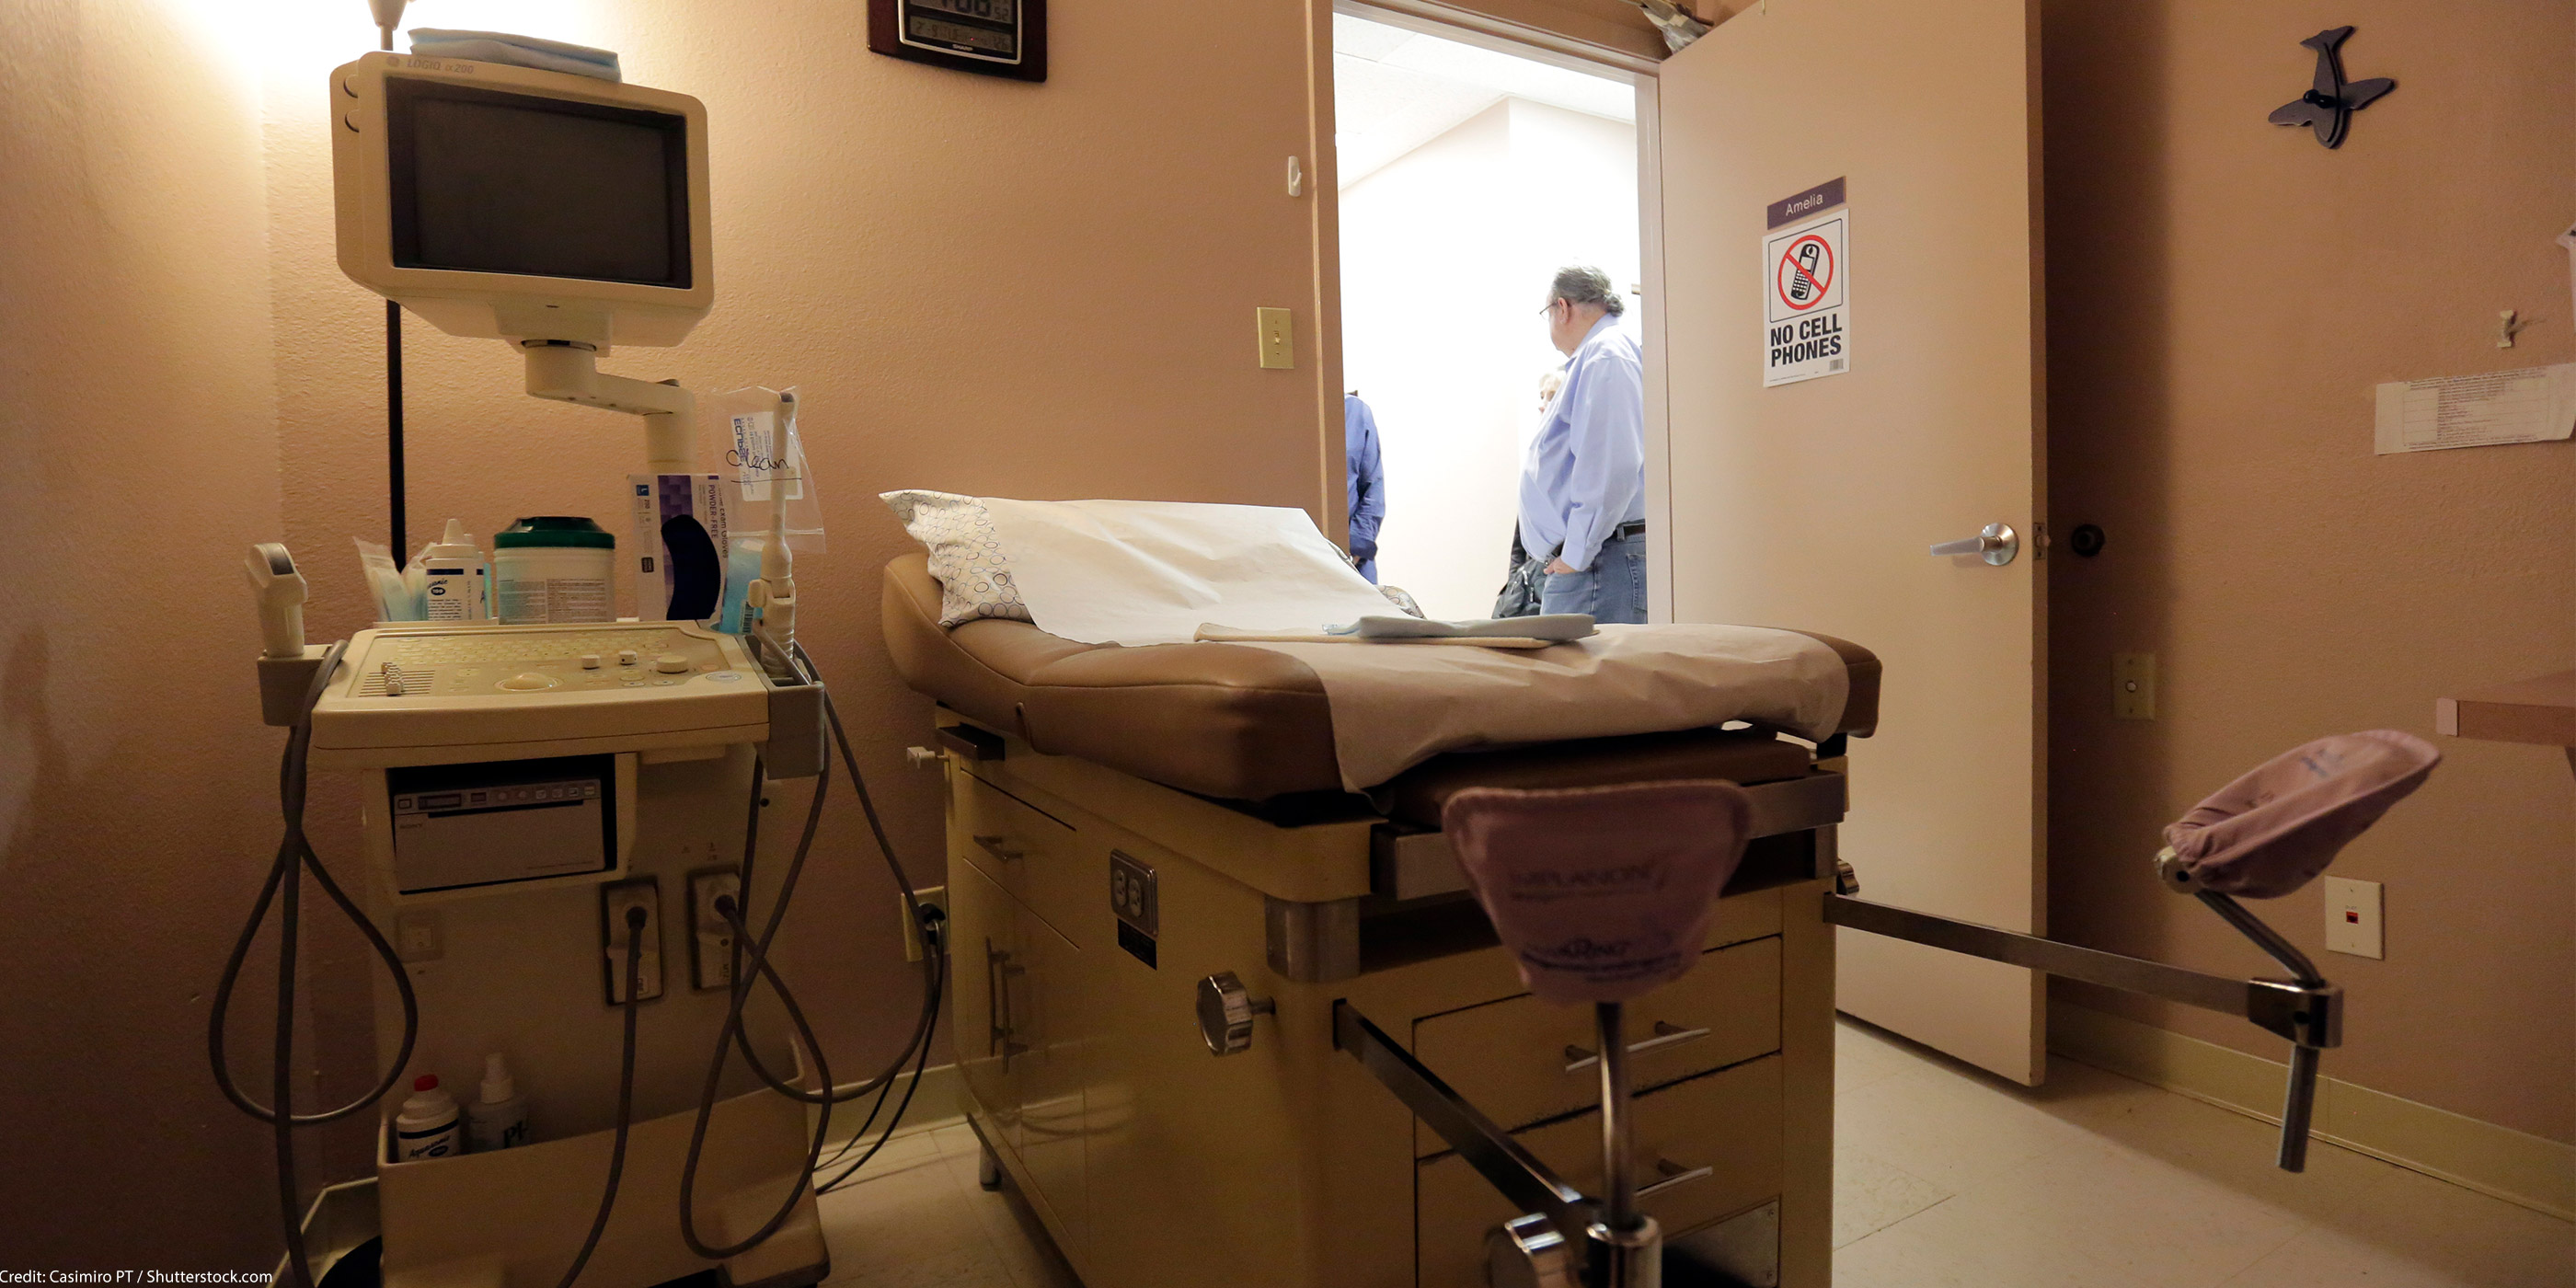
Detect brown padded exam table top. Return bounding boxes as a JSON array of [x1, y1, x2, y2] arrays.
[[880, 553, 1880, 805]]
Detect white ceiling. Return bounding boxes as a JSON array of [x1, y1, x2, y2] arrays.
[[1333, 14, 1636, 190]]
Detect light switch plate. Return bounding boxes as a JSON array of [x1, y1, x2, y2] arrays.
[[2112, 651, 2156, 720], [2324, 876, 2382, 960], [1256, 307, 1294, 370]]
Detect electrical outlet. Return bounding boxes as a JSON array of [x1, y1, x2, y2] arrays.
[[393, 911, 443, 963], [901, 885, 949, 963], [2112, 651, 2156, 720], [601, 878, 665, 1005], [688, 868, 742, 991], [2324, 876, 2383, 959], [1256, 307, 1295, 370]]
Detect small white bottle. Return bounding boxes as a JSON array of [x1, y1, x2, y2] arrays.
[[466, 1052, 530, 1153], [420, 519, 492, 623], [394, 1073, 464, 1160]]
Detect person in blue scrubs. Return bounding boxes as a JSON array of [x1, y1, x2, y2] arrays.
[[1345, 393, 1386, 582], [1519, 266, 1646, 623]]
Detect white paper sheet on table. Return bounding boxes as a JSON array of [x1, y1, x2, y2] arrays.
[[1248, 624, 1851, 791], [979, 498, 1395, 646]]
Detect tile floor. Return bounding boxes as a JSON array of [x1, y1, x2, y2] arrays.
[[817, 1019, 2574, 1287]]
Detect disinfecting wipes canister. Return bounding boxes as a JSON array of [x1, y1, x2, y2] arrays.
[[493, 517, 616, 625]]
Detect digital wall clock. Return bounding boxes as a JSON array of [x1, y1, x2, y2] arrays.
[[869, 0, 1047, 82]]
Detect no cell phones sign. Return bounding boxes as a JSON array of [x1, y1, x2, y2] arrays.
[[1763, 178, 1849, 387]]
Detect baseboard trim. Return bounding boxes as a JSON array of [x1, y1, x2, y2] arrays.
[[808, 1062, 970, 1154], [2048, 1000, 2574, 1223]]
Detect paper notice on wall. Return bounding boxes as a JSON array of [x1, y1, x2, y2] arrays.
[[2372, 362, 2576, 454]]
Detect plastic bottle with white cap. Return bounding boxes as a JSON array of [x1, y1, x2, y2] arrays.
[[465, 1052, 529, 1152], [420, 519, 492, 623], [393, 1074, 463, 1160]]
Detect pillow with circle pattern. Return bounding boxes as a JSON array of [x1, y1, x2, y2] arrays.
[[880, 489, 1033, 627]]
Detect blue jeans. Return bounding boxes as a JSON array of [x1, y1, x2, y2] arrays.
[[1540, 532, 1647, 624]]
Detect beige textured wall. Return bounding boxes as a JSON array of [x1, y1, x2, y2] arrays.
[[0, 0, 287, 1265], [2043, 0, 2575, 1143]]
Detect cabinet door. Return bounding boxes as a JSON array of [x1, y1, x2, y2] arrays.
[[949, 857, 1022, 1151], [1014, 901, 1089, 1265]]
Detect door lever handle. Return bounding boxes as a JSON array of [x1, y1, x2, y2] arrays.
[[1930, 523, 2019, 566]]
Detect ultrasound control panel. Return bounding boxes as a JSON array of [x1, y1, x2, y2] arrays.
[[309, 620, 773, 764], [350, 625, 741, 698]]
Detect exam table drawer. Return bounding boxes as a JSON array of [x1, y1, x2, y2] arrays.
[[1411, 936, 1781, 1156], [1417, 1055, 1784, 1288], [957, 773, 1089, 944]]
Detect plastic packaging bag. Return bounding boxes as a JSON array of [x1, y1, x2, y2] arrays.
[[355, 537, 427, 622], [704, 385, 824, 553]]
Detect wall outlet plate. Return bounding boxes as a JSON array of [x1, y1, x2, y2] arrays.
[[393, 911, 443, 963], [688, 868, 742, 991], [2112, 651, 2156, 720], [601, 877, 665, 1004], [901, 885, 949, 963], [2324, 875, 2382, 960]]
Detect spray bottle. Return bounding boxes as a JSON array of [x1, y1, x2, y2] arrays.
[[466, 1052, 529, 1152]]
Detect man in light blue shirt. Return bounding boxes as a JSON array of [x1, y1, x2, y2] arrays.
[[1345, 394, 1386, 582], [1519, 265, 1647, 623]]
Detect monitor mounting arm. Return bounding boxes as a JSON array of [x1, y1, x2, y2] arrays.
[[521, 339, 697, 476]]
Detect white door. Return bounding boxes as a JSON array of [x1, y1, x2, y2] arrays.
[[1655, 0, 2047, 1082]]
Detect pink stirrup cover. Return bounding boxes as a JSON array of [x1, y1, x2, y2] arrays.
[[2163, 730, 2441, 899], [1441, 780, 1755, 1005]]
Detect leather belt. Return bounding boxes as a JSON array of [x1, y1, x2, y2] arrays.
[[1612, 520, 1647, 540]]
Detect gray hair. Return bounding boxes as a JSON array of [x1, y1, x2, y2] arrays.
[[1546, 265, 1625, 316]]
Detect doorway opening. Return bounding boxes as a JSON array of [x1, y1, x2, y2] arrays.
[[1331, 9, 1648, 620]]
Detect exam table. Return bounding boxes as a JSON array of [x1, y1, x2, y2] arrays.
[[879, 553, 2415, 1288], [884, 553, 1874, 1287]]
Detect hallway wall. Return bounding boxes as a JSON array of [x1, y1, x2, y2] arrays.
[[1341, 97, 1639, 617]]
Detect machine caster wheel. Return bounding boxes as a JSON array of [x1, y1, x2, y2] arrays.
[[977, 1144, 1003, 1191]]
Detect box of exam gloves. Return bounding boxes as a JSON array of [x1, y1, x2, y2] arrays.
[[629, 473, 732, 628]]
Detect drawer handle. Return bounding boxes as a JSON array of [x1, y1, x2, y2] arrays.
[[1636, 1156, 1713, 1200], [1563, 1020, 1711, 1073], [972, 834, 1026, 863], [986, 943, 1031, 1064]]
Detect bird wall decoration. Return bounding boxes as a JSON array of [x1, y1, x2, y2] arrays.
[[2270, 26, 2396, 150]]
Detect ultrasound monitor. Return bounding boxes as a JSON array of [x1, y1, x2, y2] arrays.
[[332, 52, 713, 349]]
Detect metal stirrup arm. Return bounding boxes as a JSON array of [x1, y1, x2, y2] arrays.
[[1821, 869, 2341, 1172], [1332, 1002, 1593, 1236]]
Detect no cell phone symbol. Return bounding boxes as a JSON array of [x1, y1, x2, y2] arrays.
[[1777, 235, 1834, 311], [1788, 244, 1822, 303]]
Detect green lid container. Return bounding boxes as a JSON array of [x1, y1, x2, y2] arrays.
[[495, 516, 615, 550]]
